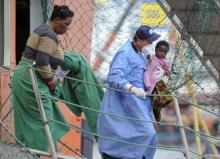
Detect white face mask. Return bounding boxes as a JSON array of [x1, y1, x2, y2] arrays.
[[142, 45, 156, 55]]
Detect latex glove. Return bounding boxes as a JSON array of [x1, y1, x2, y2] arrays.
[[124, 83, 146, 99], [46, 79, 55, 95], [124, 83, 132, 91], [155, 67, 165, 82], [130, 86, 146, 99]]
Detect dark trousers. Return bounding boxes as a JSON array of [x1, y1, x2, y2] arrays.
[[102, 153, 146, 159], [102, 153, 121, 159]]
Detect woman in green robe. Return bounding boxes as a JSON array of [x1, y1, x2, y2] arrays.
[[12, 5, 74, 151]]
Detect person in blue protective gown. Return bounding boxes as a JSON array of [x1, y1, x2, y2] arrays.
[[97, 25, 161, 159]]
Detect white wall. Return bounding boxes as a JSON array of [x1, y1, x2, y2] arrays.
[[3, 0, 10, 66], [0, 0, 4, 66], [30, 0, 43, 32]]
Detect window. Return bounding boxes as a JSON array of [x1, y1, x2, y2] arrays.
[[16, 0, 30, 64]]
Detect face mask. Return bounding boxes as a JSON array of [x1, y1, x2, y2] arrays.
[[142, 45, 154, 55]]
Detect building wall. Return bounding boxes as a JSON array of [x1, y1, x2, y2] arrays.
[[30, 0, 43, 32], [0, 0, 16, 142]]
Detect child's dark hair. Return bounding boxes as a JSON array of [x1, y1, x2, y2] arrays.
[[50, 5, 74, 21], [155, 40, 169, 51]]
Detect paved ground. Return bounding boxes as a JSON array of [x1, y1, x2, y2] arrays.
[[0, 142, 36, 159]]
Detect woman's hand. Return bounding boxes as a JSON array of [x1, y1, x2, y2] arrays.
[[46, 80, 55, 95]]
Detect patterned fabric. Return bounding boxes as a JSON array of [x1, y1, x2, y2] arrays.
[[152, 80, 173, 121], [153, 80, 172, 109]]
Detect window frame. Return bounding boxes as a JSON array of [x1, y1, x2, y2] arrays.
[[0, 0, 4, 66]]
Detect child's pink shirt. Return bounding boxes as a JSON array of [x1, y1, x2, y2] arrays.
[[143, 55, 171, 94]]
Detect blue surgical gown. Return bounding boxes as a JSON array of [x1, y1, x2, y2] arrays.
[[97, 41, 157, 159]]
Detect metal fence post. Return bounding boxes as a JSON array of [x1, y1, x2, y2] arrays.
[[28, 67, 57, 159], [172, 93, 191, 159]]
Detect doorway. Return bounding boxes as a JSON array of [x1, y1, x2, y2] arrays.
[[16, 0, 30, 64]]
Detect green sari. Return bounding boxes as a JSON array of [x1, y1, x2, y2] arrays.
[[12, 60, 69, 151]]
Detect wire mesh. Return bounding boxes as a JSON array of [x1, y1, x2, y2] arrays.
[[42, 0, 219, 121], [47, 0, 219, 157]]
